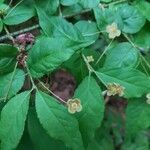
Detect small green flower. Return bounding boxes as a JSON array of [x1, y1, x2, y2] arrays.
[[86, 55, 94, 63], [146, 93, 150, 105], [0, 9, 4, 16], [106, 83, 125, 97], [146, 93, 150, 99], [106, 22, 121, 39], [146, 99, 150, 105], [67, 98, 82, 114]]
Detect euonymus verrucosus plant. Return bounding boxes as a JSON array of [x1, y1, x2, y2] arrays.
[[0, 0, 150, 150]]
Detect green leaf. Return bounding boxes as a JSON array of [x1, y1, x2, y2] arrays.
[[0, 0, 4, 3], [27, 37, 74, 78], [0, 18, 3, 33], [126, 99, 150, 137], [122, 131, 149, 150], [28, 108, 67, 150], [74, 76, 105, 146], [0, 69, 25, 100], [62, 4, 83, 16], [62, 52, 88, 84], [0, 57, 16, 75], [4, 0, 36, 25], [133, 23, 150, 52], [36, 8, 95, 49], [0, 44, 18, 57], [80, 0, 100, 8], [63, 48, 100, 83], [0, 44, 18, 75], [0, 3, 8, 10], [87, 136, 114, 150], [94, 6, 123, 31], [0, 91, 30, 150], [36, 8, 83, 40], [35, 0, 59, 15], [61, 0, 79, 6], [103, 42, 139, 68], [135, 0, 150, 21], [75, 21, 99, 43], [118, 4, 146, 34], [35, 91, 84, 150], [96, 68, 150, 98]]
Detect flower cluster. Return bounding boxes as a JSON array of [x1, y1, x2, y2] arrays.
[[106, 22, 121, 39], [106, 83, 125, 97], [67, 98, 82, 114], [15, 33, 35, 46]]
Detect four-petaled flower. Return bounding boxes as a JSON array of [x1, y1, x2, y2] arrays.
[[67, 98, 82, 114], [106, 22, 121, 39], [106, 83, 125, 97], [87, 55, 94, 63]]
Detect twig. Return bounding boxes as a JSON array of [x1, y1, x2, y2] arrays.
[[123, 33, 150, 71], [4, 0, 24, 19], [38, 80, 67, 104], [0, 9, 91, 42], [4, 0, 13, 11], [25, 62, 37, 90], [108, 0, 127, 5], [105, 96, 110, 104], [82, 53, 94, 73], [4, 25, 15, 43], [0, 24, 40, 42], [95, 39, 113, 65]]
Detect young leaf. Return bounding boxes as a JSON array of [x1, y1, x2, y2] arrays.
[[27, 37, 74, 78], [103, 42, 139, 68], [0, 69, 25, 100], [4, 0, 36, 25], [35, 91, 84, 150], [126, 99, 150, 138], [28, 108, 67, 150], [96, 68, 150, 98], [0, 91, 30, 150], [74, 76, 105, 146]]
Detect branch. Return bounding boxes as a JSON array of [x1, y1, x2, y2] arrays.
[[0, 9, 91, 42]]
